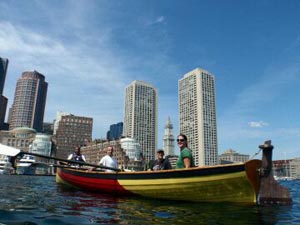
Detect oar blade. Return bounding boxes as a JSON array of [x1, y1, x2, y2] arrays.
[[0, 143, 21, 156]]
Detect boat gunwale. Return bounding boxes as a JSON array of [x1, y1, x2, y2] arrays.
[[58, 159, 261, 180]]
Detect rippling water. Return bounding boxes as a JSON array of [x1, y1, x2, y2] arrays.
[[0, 175, 299, 225]]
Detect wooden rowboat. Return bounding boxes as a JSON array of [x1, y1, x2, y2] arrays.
[[56, 141, 292, 205]]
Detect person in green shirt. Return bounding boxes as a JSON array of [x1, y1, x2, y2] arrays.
[[176, 134, 195, 169]]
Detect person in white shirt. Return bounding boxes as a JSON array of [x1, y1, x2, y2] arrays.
[[99, 146, 118, 172]]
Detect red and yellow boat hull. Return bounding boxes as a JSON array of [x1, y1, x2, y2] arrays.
[[56, 160, 262, 204]]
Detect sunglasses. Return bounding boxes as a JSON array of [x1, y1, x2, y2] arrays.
[[177, 139, 185, 142]]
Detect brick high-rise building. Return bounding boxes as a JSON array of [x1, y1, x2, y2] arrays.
[[54, 113, 93, 158], [9, 71, 48, 132], [179, 68, 218, 166]]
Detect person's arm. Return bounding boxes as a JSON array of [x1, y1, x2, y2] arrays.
[[99, 156, 105, 166], [67, 154, 72, 160], [183, 157, 191, 168]]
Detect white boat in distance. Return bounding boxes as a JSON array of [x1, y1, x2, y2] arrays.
[[16, 155, 36, 175], [0, 155, 15, 174], [274, 175, 296, 181]]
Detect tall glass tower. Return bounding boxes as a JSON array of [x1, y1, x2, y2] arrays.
[[123, 80, 158, 162], [9, 71, 48, 132], [107, 122, 123, 140], [178, 68, 218, 166]]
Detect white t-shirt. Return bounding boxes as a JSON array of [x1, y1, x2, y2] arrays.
[[99, 155, 118, 172]]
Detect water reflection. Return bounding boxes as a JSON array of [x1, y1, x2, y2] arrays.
[[117, 197, 293, 225], [0, 175, 298, 225]]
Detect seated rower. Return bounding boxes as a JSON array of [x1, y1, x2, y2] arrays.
[[148, 149, 172, 171], [67, 146, 86, 166], [98, 146, 118, 172]]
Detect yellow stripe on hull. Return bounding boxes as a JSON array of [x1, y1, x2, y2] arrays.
[[119, 171, 257, 203]]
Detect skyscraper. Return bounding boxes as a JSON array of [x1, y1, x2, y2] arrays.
[[0, 57, 8, 95], [163, 117, 175, 156], [9, 71, 48, 132], [178, 68, 218, 166], [0, 57, 9, 129], [123, 80, 158, 162]]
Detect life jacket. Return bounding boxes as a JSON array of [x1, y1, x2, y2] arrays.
[[71, 153, 85, 162]]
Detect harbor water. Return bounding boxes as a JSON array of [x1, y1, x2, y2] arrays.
[[0, 175, 299, 225]]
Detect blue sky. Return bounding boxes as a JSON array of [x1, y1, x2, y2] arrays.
[[1, 0, 300, 160]]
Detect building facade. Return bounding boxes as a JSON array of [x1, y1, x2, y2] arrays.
[[29, 133, 53, 174], [54, 114, 93, 158], [0, 57, 9, 129], [107, 122, 123, 141], [218, 149, 250, 164], [9, 71, 48, 132], [178, 68, 218, 166], [273, 158, 300, 179], [30, 133, 52, 156], [81, 138, 144, 171], [163, 117, 175, 156], [123, 80, 158, 162], [120, 137, 142, 160], [0, 127, 36, 152], [289, 158, 300, 179]]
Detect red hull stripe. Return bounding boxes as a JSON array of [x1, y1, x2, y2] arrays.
[[57, 169, 134, 195]]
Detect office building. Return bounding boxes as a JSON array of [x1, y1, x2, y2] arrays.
[[0, 57, 8, 95], [29, 133, 53, 175], [42, 122, 54, 135], [107, 122, 123, 140], [0, 127, 36, 152], [9, 71, 48, 132], [163, 117, 175, 156], [123, 80, 158, 162], [54, 113, 93, 158], [218, 149, 249, 164], [0, 57, 9, 129], [178, 68, 218, 166], [289, 158, 300, 179]]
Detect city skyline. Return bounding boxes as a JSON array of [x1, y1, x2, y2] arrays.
[[1, 1, 300, 160]]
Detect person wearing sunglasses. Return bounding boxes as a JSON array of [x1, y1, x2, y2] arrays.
[[175, 134, 195, 169]]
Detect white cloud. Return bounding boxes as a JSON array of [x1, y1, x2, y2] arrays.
[[0, 21, 129, 137], [0, 15, 178, 141], [248, 121, 269, 128], [145, 16, 166, 26], [156, 16, 165, 23]]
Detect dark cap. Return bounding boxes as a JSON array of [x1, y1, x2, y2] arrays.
[[156, 149, 164, 154]]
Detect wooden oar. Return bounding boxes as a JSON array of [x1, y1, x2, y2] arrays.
[[32, 161, 94, 170], [0, 143, 121, 172]]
